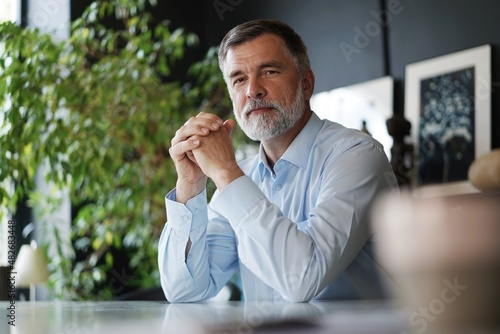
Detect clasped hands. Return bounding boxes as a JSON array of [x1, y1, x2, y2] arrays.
[[169, 112, 244, 204]]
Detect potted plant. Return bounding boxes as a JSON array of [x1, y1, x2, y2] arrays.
[[0, 0, 242, 300]]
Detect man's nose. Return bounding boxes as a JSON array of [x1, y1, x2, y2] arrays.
[[246, 77, 266, 99]]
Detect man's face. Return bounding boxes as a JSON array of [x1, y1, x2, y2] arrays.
[[223, 34, 312, 141]]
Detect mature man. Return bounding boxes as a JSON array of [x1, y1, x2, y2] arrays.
[[159, 19, 398, 302]]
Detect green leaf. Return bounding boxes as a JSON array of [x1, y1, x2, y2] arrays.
[[105, 252, 114, 267]]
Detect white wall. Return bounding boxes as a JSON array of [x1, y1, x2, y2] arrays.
[[27, 0, 70, 41], [0, 0, 20, 23]]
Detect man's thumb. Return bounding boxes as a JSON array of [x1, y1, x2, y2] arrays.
[[223, 119, 236, 136]]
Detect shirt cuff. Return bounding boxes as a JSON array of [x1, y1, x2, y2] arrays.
[[165, 188, 208, 241], [210, 176, 266, 229]]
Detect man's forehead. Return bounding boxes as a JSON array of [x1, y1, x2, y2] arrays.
[[224, 35, 289, 68]]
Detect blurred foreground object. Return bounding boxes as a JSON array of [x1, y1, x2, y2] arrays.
[[468, 148, 500, 191], [372, 191, 500, 333]]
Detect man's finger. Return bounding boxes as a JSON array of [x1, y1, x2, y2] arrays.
[[172, 116, 224, 146], [169, 137, 201, 161], [196, 112, 224, 126], [186, 150, 199, 166]]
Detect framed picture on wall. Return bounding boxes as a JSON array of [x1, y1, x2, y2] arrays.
[[405, 44, 491, 187]]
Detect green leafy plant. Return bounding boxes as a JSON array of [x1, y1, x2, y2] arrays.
[[0, 0, 242, 300]]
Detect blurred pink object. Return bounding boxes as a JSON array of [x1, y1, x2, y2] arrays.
[[372, 191, 500, 333]]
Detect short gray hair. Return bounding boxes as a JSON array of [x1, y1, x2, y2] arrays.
[[218, 19, 311, 77]]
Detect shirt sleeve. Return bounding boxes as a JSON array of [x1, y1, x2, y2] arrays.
[[158, 188, 239, 302], [209, 140, 396, 302]]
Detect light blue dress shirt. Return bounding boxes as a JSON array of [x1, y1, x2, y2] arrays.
[[159, 112, 398, 302]]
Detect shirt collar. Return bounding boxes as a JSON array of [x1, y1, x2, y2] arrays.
[[257, 112, 323, 180]]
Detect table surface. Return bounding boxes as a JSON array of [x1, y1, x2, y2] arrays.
[[2, 299, 409, 334]]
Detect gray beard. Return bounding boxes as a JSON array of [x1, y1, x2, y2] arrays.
[[235, 85, 306, 141]]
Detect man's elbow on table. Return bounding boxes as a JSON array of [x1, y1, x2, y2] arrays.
[[160, 279, 202, 303], [161, 277, 220, 303], [282, 295, 313, 303], [162, 287, 204, 303], [280, 285, 317, 303]]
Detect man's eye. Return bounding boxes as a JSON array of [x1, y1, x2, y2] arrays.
[[233, 77, 245, 85]]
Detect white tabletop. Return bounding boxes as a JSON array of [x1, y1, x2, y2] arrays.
[[2, 299, 408, 334]]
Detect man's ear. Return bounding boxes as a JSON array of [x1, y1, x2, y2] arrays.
[[302, 69, 315, 101]]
